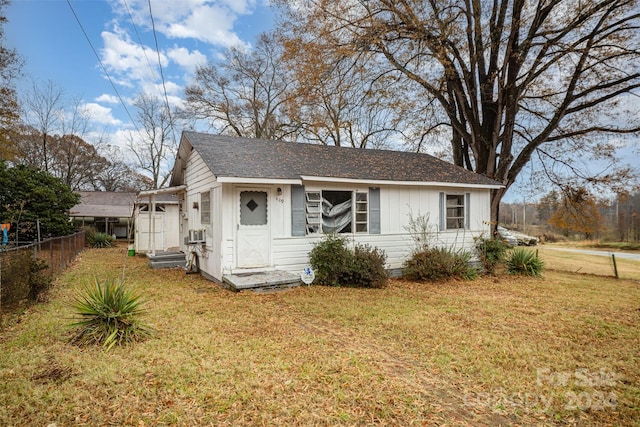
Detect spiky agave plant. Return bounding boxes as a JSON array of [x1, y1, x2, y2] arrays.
[[506, 248, 544, 277], [86, 231, 114, 248], [70, 277, 153, 350]]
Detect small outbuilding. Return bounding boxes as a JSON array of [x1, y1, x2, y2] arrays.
[[134, 192, 181, 254], [162, 131, 502, 286]]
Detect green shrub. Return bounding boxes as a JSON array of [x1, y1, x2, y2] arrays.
[[70, 277, 153, 350], [403, 247, 478, 281], [506, 248, 544, 277], [309, 235, 388, 288], [86, 231, 114, 248], [343, 244, 388, 288], [475, 236, 509, 275], [309, 234, 353, 287]]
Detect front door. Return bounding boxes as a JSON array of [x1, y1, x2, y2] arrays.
[[236, 189, 270, 268]]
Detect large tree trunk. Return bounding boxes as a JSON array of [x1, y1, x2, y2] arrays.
[[490, 187, 507, 236]]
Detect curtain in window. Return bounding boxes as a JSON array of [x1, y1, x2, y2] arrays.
[[322, 198, 352, 233]]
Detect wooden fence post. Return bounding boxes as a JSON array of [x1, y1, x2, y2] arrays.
[[612, 254, 619, 279]]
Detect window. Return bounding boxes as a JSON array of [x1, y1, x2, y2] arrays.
[[201, 191, 211, 224], [305, 191, 321, 234], [139, 204, 165, 212], [240, 191, 267, 226], [355, 192, 368, 232], [304, 190, 368, 234], [446, 194, 465, 229]]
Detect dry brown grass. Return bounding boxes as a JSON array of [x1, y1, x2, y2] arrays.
[[0, 244, 638, 426], [536, 246, 640, 280]]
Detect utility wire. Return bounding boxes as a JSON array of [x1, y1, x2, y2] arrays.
[[65, 0, 140, 134], [123, 0, 159, 84], [147, 0, 178, 145]]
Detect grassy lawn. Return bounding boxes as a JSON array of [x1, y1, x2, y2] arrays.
[[536, 246, 640, 280], [1, 245, 639, 426]]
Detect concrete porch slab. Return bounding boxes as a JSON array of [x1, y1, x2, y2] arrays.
[[223, 270, 302, 292]]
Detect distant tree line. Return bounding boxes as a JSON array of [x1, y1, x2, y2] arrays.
[[500, 189, 640, 242]]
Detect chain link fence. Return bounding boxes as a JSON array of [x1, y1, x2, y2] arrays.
[[0, 230, 86, 309]]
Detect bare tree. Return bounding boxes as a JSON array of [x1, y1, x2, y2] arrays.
[[183, 33, 297, 140], [12, 123, 108, 190], [128, 93, 175, 189], [94, 143, 153, 191], [44, 97, 103, 190], [277, 0, 640, 225], [21, 79, 63, 171], [282, 34, 410, 148], [49, 134, 109, 190]]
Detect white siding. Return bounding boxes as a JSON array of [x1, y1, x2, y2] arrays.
[[271, 184, 492, 276], [179, 154, 493, 281], [182, 150, 221, 280]]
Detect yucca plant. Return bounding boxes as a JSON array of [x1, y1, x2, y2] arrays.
[[506, 248, 544, 277], [86, 231, 114, 248], [70, 277, 153, 350]]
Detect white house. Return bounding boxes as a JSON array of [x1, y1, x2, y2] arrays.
[[164, 132, 502, 285]]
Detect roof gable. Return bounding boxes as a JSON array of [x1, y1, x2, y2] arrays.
[[174, 132, 502, 188]]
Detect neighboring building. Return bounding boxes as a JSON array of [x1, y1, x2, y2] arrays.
[[159, 132, 502, 283], [70, 191, 136, 238]]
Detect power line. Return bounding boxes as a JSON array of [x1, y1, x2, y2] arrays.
[[147, 0, 178, 145], [65, 0, 139, 134], [123, 0, 159, 84]]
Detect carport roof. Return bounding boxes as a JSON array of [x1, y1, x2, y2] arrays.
[[70, 191, 136, 218]]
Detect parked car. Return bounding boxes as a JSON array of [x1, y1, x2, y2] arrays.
[[497, 226, 518, 247], [510, 230, 539, 246]]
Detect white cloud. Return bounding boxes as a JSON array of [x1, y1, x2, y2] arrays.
[[167, 46, 208, 72], [101, 30, 166, 83], [95, 94, 119, 104], [112, 0, 252, 49], [164, 5, 248, 49], [83, 102, 122, 126]]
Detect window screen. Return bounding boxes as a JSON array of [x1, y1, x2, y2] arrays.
[[201, 191, 211, 224], [446, 194, 465, 229]]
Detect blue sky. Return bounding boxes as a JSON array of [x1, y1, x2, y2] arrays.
[[6, 0, 275, 146]]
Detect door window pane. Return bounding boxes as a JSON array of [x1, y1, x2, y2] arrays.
[[240, 191, 267, 225]]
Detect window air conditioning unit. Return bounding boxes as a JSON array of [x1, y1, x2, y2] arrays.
[[188, 229, 206, 244]]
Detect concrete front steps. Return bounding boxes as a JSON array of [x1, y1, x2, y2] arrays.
[[223, 270, 302, 292], [147, 251, 186, 269]]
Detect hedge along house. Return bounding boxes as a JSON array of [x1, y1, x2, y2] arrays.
[[167, 131, 503, 288]]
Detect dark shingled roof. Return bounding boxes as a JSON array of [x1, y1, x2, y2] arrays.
[[70, 191, 137, 217], [181, 132, 501, 187]]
